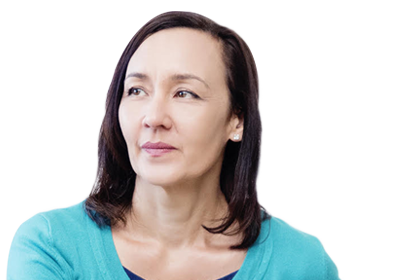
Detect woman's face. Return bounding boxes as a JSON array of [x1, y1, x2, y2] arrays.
[[119, 28, 242, 187]]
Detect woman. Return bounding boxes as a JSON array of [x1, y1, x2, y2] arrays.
[[8, 11, 340, 280]]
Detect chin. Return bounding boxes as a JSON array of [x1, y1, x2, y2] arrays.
[[142, 176, 177, 187], [137, 166, 184, 187]]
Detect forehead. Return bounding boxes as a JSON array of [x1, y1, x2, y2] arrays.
[[126, 28, 226, 87]]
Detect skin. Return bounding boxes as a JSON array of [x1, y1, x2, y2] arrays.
[[114, 27, 246, 279]]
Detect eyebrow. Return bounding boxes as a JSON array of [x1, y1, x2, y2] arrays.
[[125, 72, 210, 89]]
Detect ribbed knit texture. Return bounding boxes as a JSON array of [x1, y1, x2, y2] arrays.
[[7, 201, 340, 279]]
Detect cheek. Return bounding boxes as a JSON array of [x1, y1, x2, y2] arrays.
[[118, 102, 139, 145], [179, 106, 228, 153]]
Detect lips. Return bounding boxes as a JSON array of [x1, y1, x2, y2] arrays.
[[141, 141, 176, 149]]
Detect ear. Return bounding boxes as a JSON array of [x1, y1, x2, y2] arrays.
[[228, 113, 244, 142]]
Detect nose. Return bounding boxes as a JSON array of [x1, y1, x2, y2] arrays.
[[142, 94, 172, 130]]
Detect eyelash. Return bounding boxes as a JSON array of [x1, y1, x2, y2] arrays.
[[127, 87, 199, 99]]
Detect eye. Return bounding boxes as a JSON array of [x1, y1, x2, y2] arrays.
[[175, 90, 199, 99], [127, 87, 146, 96]]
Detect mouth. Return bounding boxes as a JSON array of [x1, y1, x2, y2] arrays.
[[141, 141, 176, 157], [143, 148, 174, 156], [141, 141, 176, 149]]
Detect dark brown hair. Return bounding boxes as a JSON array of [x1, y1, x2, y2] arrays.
[[84, 11, 270, 250]]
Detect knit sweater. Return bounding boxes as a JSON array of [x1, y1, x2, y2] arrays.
[[7, 201, 340, 279]]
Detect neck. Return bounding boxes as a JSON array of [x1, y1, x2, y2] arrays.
[[122, 175, 230, 249]]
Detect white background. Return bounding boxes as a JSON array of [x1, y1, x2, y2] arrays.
[[1, 1, 419, 279]]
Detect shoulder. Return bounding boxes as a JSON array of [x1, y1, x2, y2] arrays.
[[10, 200, 88, 244], [13, 201, 91, 244], [36, 200, 90, 229], [7, 200, 97, 279], [261, 215, 340, 279], [268, 216, 324, 254]]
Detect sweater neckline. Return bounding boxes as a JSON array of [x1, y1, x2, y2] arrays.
[[123, 266, 239, 280], [87, 212, 273, 280]]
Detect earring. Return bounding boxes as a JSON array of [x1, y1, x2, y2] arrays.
[[233, 134, 240, 140]]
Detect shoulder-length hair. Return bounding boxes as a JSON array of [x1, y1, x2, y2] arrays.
[[84, 11, 270, 250]]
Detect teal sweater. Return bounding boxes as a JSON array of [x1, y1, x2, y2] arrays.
[[7, 201, 340, 279]]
